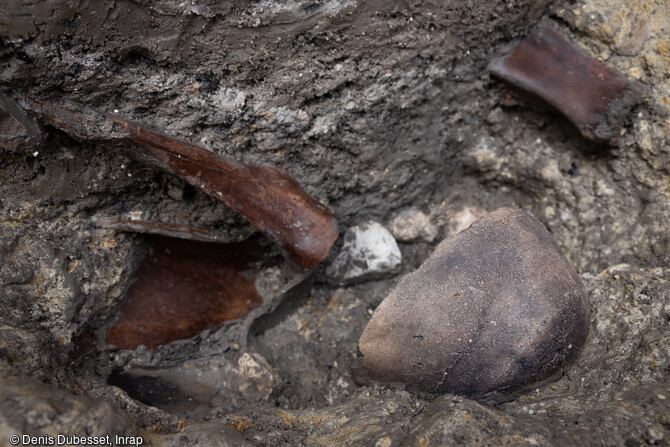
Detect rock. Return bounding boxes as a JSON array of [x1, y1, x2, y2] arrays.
[[405, 381, 670, 446], [0, 230, 139, 347], [389, 208, 437, 243], [160, 423, 253, 447], [75, 374, 182, 433], [0, 92, 43, 153], [0, 368, 143, 445], [485, 107, 505, 125], [354, 208, 590, 397], [236, 389, 422, 447], [108, 352, 284, 414], [231, 352, 284, 400], [0, 368, 253, 446], [0, 325, 54, 381], [327, 222, 402, 285]]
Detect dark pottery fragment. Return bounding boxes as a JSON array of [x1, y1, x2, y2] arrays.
[[488, 27, 643, 146], [354, 208, 590, 397]]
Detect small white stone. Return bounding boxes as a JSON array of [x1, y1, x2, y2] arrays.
[[390, 208, 437, 243], [327, 221, 402, 284], [235, 353, 277, 395]]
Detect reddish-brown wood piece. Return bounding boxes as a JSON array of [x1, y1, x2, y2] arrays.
[[16, 95, 338, 270], [95, 218, 233, 243], [105, 236, 265, 350], [488, 27, 643, 146]]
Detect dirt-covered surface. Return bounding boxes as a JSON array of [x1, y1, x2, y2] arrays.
[[1, 0, 669, 445]]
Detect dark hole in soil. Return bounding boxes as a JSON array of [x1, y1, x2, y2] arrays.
[[104, 235, 273, 351], [107, 369, 199, 411]]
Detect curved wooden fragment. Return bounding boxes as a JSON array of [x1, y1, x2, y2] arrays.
[[104, 236, 265, 351], [488, 27, 643, 146], [94, 218, 233, 243], [16, 95, 338, 270]]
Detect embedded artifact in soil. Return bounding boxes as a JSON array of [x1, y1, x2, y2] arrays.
[[105, 236, 268, 351], [0, 92, 43, 152], [14, 94, 339, 270], [95, 219, 236, 244], [354, 208, 591, 397], [488, 27, 643, 146]]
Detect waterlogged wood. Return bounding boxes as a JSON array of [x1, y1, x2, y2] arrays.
[[15, 95, 338, 270], [105, 236, 265, 351], [354, 208, 590, 397], [95, 218, 233, 244], [488, 27, 642, 146]]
